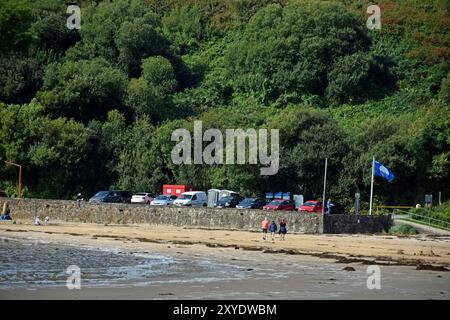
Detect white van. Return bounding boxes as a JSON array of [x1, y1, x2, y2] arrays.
[[173, 191, 207, 207]]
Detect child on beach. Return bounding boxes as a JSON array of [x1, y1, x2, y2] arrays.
[[261, 217, 269, 240], [279, 219, 287, 240], [269, 220, 277, 241]]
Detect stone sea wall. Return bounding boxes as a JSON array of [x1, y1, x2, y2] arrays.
[[2, 197, 392, 234], [323, 214, 393, 234], [2, 197, 323, 234]]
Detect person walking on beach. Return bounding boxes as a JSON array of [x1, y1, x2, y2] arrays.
[[279, 218, 287, 240], [269, 220, 277, 241], [261, 217, 269, 240]]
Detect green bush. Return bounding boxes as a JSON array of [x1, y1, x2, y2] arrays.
[[389, 224, 419, 235]]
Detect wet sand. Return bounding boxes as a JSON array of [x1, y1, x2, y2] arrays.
[[0, 222, 449, 299]]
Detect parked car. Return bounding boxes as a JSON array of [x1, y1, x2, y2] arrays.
[[215, 195, 243, 208], [150, 194, 177, 206], [131, 193, 154, 204], [299, 200, 323, 213], [326, 201, 346, 214], [89, 190, 132, 203], [173, 191, 207, 207], [263, 199, 295, 211], [236, 198, 266, 209]]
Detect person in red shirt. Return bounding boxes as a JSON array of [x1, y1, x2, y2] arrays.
[[261, 217, 269, 240]]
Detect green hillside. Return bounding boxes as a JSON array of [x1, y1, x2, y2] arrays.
[[0, 0, 448, 208]]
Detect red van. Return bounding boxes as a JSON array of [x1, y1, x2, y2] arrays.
[[162, 185, 196, 197]]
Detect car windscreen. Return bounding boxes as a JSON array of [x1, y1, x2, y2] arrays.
[[303, 202, 316, 206], [268, 200, 281, 205], [94, 191, 109, 197], [155, 195, 168, 200], [180, 194, 193, 200], [241, 198, 256, 204]]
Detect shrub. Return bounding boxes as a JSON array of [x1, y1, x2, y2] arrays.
[[389, 224, 419, 235]]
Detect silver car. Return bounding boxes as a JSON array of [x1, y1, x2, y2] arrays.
[[150, 195, 177, 206]]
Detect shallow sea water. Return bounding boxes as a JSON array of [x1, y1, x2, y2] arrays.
[[0, 237, 246, 289], [1, 236, 449, 299]]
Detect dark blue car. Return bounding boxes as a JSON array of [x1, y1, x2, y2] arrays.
[[236, 198, 266, 209], [89, 190, 132, 204], [215, 195, 243, 208]]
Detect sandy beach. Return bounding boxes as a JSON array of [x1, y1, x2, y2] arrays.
[[0, 221, 449, 299]]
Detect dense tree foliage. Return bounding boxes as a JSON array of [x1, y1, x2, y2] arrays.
[[37, 58, 129, 121], [225, 2, 387, 105], [0, 0, 33, 53], [0, 0, 449, 209]]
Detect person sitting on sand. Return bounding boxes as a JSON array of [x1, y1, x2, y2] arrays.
[[269, 220, 277, 241], [34, 216, 42, 226], [0, 201, 12, 220], [261, 217, 269, 240], [279, 219, 287, 240]]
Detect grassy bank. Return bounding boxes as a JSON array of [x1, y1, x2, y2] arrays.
[[409, 202, 450, 230]]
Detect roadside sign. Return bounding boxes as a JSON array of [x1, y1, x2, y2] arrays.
[[355, 193, 361, 215], [293, 194, 304, 209]]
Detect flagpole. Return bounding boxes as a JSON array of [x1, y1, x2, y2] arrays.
[[322, 158, 328, 214], [369, 156, 375, 215]]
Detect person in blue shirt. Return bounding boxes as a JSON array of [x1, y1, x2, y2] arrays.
[[269, 221, 277, 241], [0, 201, 11, 220]]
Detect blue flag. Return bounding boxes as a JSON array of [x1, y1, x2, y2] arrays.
[[374, 160, 394, 182]]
